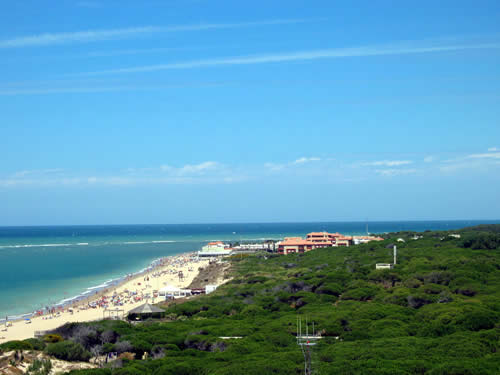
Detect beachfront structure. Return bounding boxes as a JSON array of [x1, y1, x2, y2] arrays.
[[232, 242, 275, 252], [305, 232, 354, 247], [352, 236, 384, 245], [336, 236, 353, 247], [159, 285, 192, 299], [277, 237, 315, 255], [277, 232, 354, 255], [306, 232, 339, 247], [127, 303, 164, 320], [198, 241, 233, 257], [278, 231, 384, 255]]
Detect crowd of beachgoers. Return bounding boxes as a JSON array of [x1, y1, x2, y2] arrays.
[[0, 252, 209, 343]]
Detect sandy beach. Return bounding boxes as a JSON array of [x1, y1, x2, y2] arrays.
[[0, 252, 209, 344]]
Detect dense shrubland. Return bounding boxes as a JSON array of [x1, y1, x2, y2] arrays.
[[2, 225, 500, 374]]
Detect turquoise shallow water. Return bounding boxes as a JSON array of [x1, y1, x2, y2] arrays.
[[0, 221, 497, 319]]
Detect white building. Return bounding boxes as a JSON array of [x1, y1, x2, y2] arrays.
[[159, 285, 192, 299], [352, 236, 384, 245], [198, 241, 233, 257]]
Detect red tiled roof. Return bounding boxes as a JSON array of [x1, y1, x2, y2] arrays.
[[280, 237, 314, 246]]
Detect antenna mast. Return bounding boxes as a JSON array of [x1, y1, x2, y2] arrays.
[[297, 317, 322, 375]]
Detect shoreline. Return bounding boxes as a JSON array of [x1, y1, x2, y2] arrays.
[[0, 251, 210, 344], [0, 247, 202, 323], [1, 258, 160, 324]]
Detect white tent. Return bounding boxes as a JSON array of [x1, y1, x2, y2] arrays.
[[159, 285, 181, 294], [159, 285, 191, 298]]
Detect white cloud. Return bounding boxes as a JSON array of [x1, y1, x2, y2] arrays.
[[487, 147, 498, 152], [293, 157, 321, 164], [0, 161, 231, 188], [12, 168, 64, 178], [264, 163, 285, 172], [0, 19, 310, 48], [178, 161, 218, 174], [362, 160, 413, 167], [79, 42, 500, 76], [375, 169, 417, 176], [423, 156, 435, 163], [467, 152, 500, 159], [264, 157, 321, 172]]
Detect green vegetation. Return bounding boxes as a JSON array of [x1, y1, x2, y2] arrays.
[[26, 358, 52, 375], [0, 339, 36, 351], [43, 333, 63, 343], [4, 225, 500, 374], [45, 340, 91, 362]]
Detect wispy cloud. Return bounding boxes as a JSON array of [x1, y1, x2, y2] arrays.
[[264, 157, 323, 172], [12, 169, 64, 178], [423, 156, 435, 163], [79, 41, 500, 76], [1, 162, 232, 187], [293, 157, 321, 164], [177, 161, 219, 174], [361, 160, 413, 167], [375, 168, 417, 176], [467, 152, 500, 159], [487, 147, 498, 152], [0, 19, 310, 48], [264, 163, 285, 172]]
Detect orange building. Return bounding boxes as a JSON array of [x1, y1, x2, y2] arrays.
[[278, 231, 355, 254], [336, 236, 353, 246], [277, 237, 314, 255]]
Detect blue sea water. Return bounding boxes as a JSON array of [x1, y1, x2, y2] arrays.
[[0, 220, 497, 319]]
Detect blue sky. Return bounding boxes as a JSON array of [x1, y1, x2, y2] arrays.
[[1, 0, 499, 225]]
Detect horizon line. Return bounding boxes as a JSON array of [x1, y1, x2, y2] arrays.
[[1, 219, 498, 228]]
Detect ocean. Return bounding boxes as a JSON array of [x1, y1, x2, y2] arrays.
[[0, 220, 496, 320]]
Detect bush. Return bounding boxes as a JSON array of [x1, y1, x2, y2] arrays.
[[67, 370, 111, 375], [423, 271, 453, 285], [101, 343, 115, 354], [342, 287, 377, 301], [43, 334, 63, 343], [113, 368, 144, 375], [315, 282, 342, 296], [45, 340, 91, 362], [23, 338, 46, 351], [26, 358, 52, 375], [458, 309, 497, 331], [0, 340, 33, 351], [114, 340, 133, 354], [407, 294, 434, 309]]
